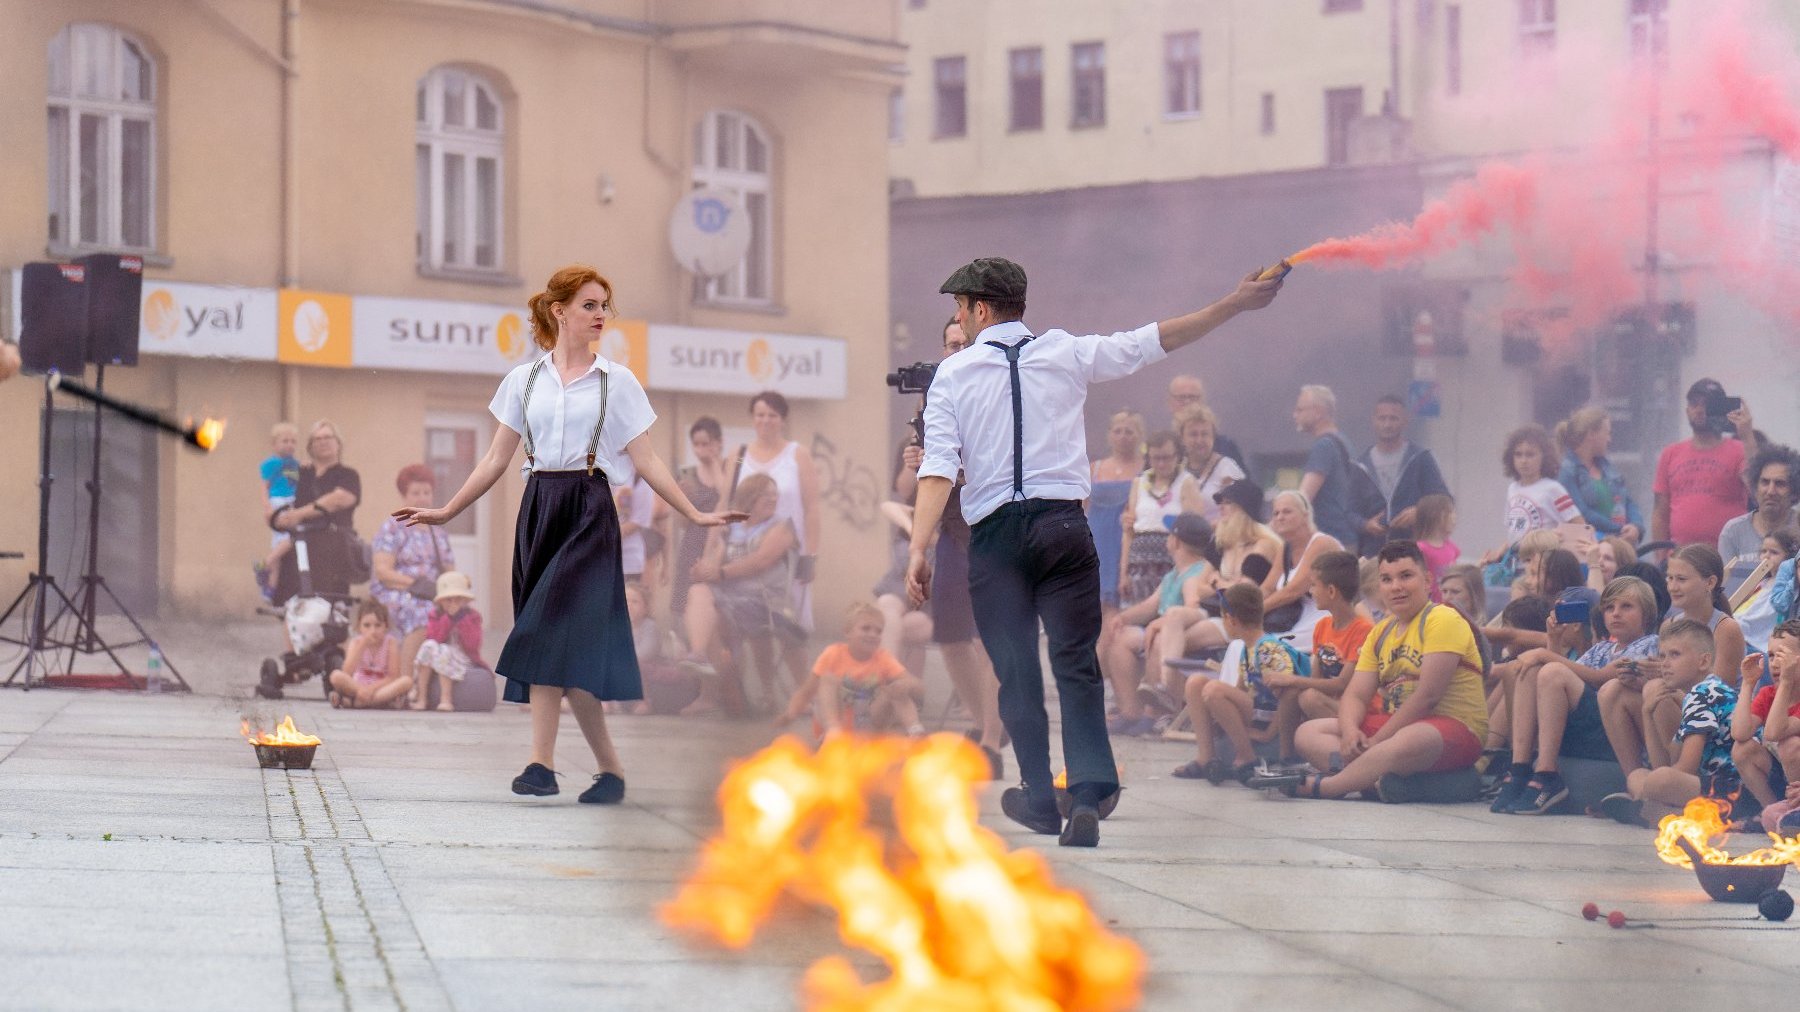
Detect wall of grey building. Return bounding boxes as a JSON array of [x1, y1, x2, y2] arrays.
[[889, 163, 1428, 486]]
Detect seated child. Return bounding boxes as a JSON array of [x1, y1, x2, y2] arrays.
[[1481, 594, 1564, 761], [412, 571, 482, 712], [1492, 576, 1660, 815], [255, 422, 301, 600], [1599, 619, 1738, 826], [1171, 583, 1307, 784], [1260, 550, 1370, 770], [328, 599, 409, 709], [1101, 512, 1215, 737], [1731, 619, 1800, 825], [778, 603, 924, 736]]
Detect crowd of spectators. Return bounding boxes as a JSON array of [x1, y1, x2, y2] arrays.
[[246, 361, 1800, 834]]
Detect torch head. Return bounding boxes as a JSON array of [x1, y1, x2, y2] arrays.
[[1256, 260, 1294, 282]]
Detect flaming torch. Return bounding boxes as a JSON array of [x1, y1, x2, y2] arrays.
[[663, 734, 1145, 1011], [1654, 797, 1800, 903], [48, 371, 225, 452], [242, 716, 322, 769]]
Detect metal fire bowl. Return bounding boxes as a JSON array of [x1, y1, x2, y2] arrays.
[[1691, 861, 1788, 904], [1055, 787, 1121, 820], [252, 742, 318, 770], [1676, 835, 1789, 903]]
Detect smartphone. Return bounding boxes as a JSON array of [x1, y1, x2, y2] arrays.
[[1553, 598, 1592, 626], [1704, 391, 1742, 433]]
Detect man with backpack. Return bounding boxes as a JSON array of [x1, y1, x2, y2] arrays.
[[1293, 384, 1370, 552], [1360, 394, 1451, 553], [1249, 540, 1489, 799]]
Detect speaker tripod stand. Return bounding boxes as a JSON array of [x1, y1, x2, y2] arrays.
[[0, 369, 188, 690]]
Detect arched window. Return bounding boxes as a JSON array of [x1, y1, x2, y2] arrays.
[[692, 110, 773, 305], [417, 67, 504, 273], [47, 23, 157, 250]]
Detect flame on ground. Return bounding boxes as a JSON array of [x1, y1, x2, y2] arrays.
[[242, 715, 321, 747], [1654, 797, 1800, 869], [662, 733, 1145, 1011]]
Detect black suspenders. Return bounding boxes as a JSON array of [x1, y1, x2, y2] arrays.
[[985, 335, 1034, 500]]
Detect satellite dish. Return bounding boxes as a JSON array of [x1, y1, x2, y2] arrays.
[[669, 188, 752, 278]]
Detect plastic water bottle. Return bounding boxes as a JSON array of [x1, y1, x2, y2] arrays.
[[146, 644, 164, 694]]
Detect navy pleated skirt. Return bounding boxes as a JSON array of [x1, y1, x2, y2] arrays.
[[496, 470, 641, 704]]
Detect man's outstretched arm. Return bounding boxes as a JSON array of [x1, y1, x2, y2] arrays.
[[1157, 270, 1284, 354]]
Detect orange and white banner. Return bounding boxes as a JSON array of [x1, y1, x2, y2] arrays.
[[649, 325, 846, 399]]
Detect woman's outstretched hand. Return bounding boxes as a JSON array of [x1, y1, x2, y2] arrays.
[[393, 505, 453, 528], [691, 511, 750, 528]]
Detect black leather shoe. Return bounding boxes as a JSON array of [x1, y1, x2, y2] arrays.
[[1000, 786, 1061, 835], [511, 763, 559, 796], [1060, 802, 1100, 848], [579, 772, 626, 805]]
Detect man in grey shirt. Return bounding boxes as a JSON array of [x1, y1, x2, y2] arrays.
[[1719, 445, 1800, 585]]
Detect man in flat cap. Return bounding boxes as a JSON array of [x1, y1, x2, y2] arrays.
[[907, 256, 1282, 846]]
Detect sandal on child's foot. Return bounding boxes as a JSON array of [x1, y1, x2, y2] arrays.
[[1246, 769, 1325, 797], [1170, 759, 1212, 780], [328, 691, 345, 709]]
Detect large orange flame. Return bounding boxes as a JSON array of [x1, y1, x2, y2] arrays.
[[662, 733, 1145, 1011], [193, 417, 225, 452], [1654, 797, 1800, 869], [241, 715, 321, 746]]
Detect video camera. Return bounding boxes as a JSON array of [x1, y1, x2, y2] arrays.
[[886, 361, 938, 445]]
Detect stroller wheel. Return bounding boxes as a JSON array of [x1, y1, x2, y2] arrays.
[[255, 658, 285, 700]]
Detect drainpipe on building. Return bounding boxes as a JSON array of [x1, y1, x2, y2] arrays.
[[281, 0, 301, 421]]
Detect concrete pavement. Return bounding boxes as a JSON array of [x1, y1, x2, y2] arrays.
[[3, 652, 1799, 1009]]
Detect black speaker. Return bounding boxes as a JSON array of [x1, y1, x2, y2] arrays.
[[78, 253, 142, 366], [18, 261, 88, 375]]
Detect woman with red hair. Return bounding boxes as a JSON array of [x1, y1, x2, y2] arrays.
[[371, 463, 453, 707], [396, 264, 741, 803]]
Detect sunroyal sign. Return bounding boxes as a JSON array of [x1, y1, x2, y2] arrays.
[[5, 273, 843, 397], [649, 325, 846, 399]]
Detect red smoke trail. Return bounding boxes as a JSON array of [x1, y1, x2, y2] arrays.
[[1283, 2, 1800, 331]]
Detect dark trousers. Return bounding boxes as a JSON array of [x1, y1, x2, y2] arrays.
[[968, 499, 1118, 807]]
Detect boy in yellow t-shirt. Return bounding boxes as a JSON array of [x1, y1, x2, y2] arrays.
[[1250, 541, 1487, 799], [777, 602, 925, 736]]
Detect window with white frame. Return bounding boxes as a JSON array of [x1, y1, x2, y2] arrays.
[[1009, 48, 1044, 132], [416, 67, 504, 273], [692, 110, 774, 305], [1519, 0, 1556, 56], [1164, 32, 1201, 117], [934, 57, 967, 138], [47, 23, 157, 251]]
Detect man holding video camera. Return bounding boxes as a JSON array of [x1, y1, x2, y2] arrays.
[[905, 256, 1282, 847], [1653, 378, 1758, 551]]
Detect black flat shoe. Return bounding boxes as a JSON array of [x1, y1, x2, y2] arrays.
[[511, 762, 559, 796], [1000, 786, 1061, 835], [579, 772, 626, 805], [981, 746, 1004, 781], [1060, 802, 1100, 848]]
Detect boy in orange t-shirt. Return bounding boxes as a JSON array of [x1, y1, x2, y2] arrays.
[[1263, 550, 1372, 768], [778, 602, 925, 735]]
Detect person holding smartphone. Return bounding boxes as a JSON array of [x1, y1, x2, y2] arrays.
[[1652, 378, 1757, 551]]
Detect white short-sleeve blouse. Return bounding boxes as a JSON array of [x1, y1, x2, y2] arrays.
[[489, 356, 656, 483]]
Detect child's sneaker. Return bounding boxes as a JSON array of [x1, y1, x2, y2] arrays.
[[1489, 764, 1532, 814], [251, 561, 275, 603], [1598, 792, 1646, 827], [1510, 772, 1569, 815]]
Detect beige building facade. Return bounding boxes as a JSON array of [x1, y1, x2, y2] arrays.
[[0, 1, 902, 654]]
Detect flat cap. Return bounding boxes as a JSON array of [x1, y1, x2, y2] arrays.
[[939, 257, 1028, 302]]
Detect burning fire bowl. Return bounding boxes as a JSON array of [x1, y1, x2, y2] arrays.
[[1677, 836, 1790, 903], [252, 742, 318, 770]]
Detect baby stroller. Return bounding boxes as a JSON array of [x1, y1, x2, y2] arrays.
[[255, 518, 359, 700]]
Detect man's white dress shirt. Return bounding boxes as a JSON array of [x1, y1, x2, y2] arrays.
[[919, 319, 1167, 526]]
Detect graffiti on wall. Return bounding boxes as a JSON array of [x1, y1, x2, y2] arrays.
[[811, 433, 882, 530]]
